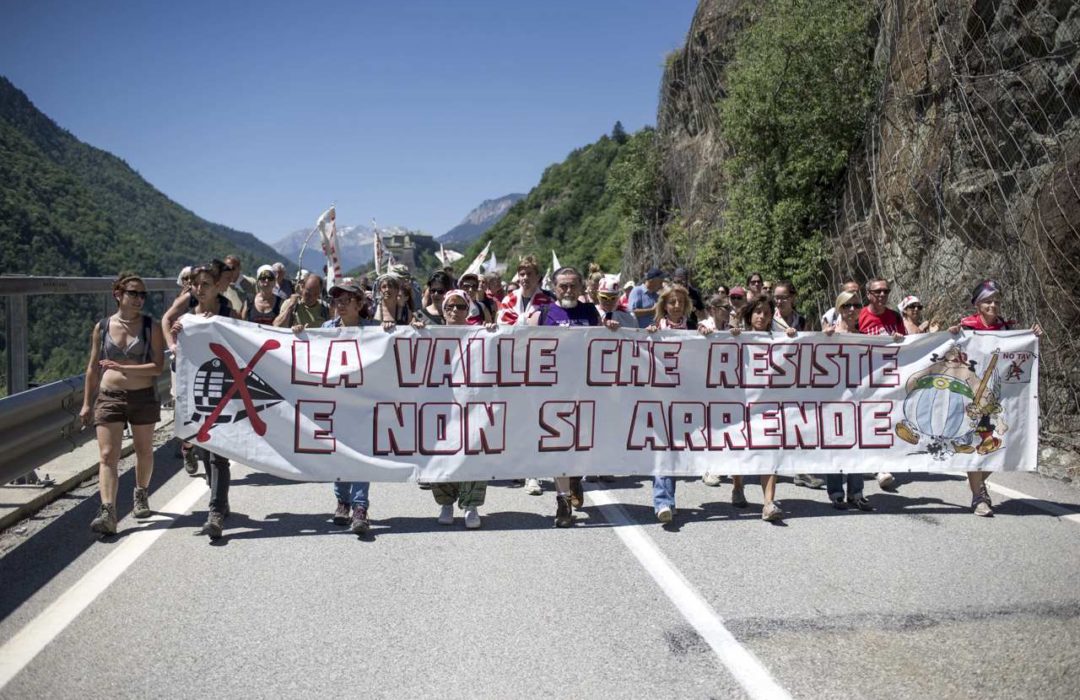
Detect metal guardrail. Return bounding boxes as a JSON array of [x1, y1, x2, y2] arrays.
[[0, 371, 172, 485], [1, 275, 178, 484], [2, 275, 177, 395]]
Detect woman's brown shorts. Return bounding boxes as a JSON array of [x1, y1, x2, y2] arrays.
[[93, 387, 161, 427]]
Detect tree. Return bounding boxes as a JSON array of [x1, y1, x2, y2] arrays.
[[611, 121, 628, 145]]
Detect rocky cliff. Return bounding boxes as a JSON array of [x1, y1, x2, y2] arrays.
[[657, 0, 1080, 476]]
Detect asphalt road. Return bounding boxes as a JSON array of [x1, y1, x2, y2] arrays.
[[1, 441, 1079, 699]]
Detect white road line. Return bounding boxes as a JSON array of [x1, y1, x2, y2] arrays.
[[586, 488, 792, 700], [986, 482, 1080, 524], [0, 479, 208, 691]]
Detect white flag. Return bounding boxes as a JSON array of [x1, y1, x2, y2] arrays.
[[462, 240, 491, 277], [551, 250, 562, 273], [317, 206, 342, 288]]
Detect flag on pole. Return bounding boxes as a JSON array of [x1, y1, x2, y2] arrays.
[[462, 241, 492, 277], [438, 244, 465, 267], [483, 251, 505, 275], [317, 206, 342, 288], [372, 219, 385, 276]]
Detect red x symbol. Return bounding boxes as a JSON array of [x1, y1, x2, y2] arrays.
[[196, 339, 281, 442]]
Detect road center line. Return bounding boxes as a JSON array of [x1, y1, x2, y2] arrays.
[[986, 482, 1080, 524], [586, 488, 792, 700], [0, 479, 208, 691]]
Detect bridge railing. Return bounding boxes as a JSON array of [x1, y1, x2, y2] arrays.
[[0, 276, 179, 484]]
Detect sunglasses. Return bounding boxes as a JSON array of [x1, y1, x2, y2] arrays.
[[749, 279, 762, 285], [429, 288, 446, 294], [907, 305, 924, 311], [122, 290, 148, 299], [730, 295, 745, 300], [598, 294, 619, 301], [445, 303, 469, 311], [841, 303, 862, 310], [868, 288, 890, 295], [258, 275, 274, 281]]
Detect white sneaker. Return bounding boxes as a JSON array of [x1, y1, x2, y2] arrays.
[[876, 472, 896, 490], [656, 506, 673, 523], [464, 507, 481, 529], [702, 472, 722, 487], [438, 504, 454, 525], [524, 478, 542, 495]]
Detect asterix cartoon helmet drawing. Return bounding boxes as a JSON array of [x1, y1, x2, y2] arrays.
[[895, 347, 1006, 458]]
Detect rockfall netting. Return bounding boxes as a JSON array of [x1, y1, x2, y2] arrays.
[[827, 0, 1080, 463]]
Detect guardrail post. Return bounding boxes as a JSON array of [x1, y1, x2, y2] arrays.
[[5, 293, 29, 394]]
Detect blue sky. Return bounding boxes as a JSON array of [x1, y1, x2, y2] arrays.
[[1, 0, 698, 244]]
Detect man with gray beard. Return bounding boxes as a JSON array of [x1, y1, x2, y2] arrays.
[[528, 266, 601, 526]]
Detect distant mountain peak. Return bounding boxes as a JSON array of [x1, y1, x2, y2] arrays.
[[440, 193, 525, 245]]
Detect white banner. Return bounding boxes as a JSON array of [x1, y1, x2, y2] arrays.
[[174, 317, 1039, 482]]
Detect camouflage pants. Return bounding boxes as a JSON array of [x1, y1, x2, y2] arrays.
[[431, 482, 487, 508]]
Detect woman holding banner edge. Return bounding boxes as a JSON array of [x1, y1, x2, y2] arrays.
[[164, 263, 236, 540], [949, 279, 1042, 517]]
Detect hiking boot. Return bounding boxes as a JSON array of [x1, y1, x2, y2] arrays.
[[333, 501, 350, 526], [554, 495, 573, 528], [182, 446, 198, 475], [350, 505, 370, 534], [829, 493, 848, 510], [132, 487, 152, 518], [847, 495, 873, 512], [202, 511, 225, 540], [702, 472, 722, 487], [656, 506, 674, 523], [438, 503, 454, 525], [525, 478, 543, 496], [464, 507, 481, 530], [90, 503, 117, 536], [794, 474, 824, 489], [570, 478, 584, 509], [731, 486, 748, 508], [762, 502, 785, 522]]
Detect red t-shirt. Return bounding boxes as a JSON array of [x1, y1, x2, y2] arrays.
[[858, 307, 906, 336], [960, 313, 1010, 331]]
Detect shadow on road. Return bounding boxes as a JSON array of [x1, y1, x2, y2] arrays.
[[0, 439, 188, 623]]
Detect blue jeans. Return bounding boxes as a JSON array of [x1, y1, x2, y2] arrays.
[[333, 481, 370, 509], [825, 473, 864, 499], [652, 476, 676, 512]]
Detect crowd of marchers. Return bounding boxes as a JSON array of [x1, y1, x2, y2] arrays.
[[79, 253, 1041, 540]]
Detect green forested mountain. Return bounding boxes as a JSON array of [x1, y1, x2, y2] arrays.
[[0, 76, 282, 389], [0, 76, 280, 277], [463, 124, 663, 276]]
